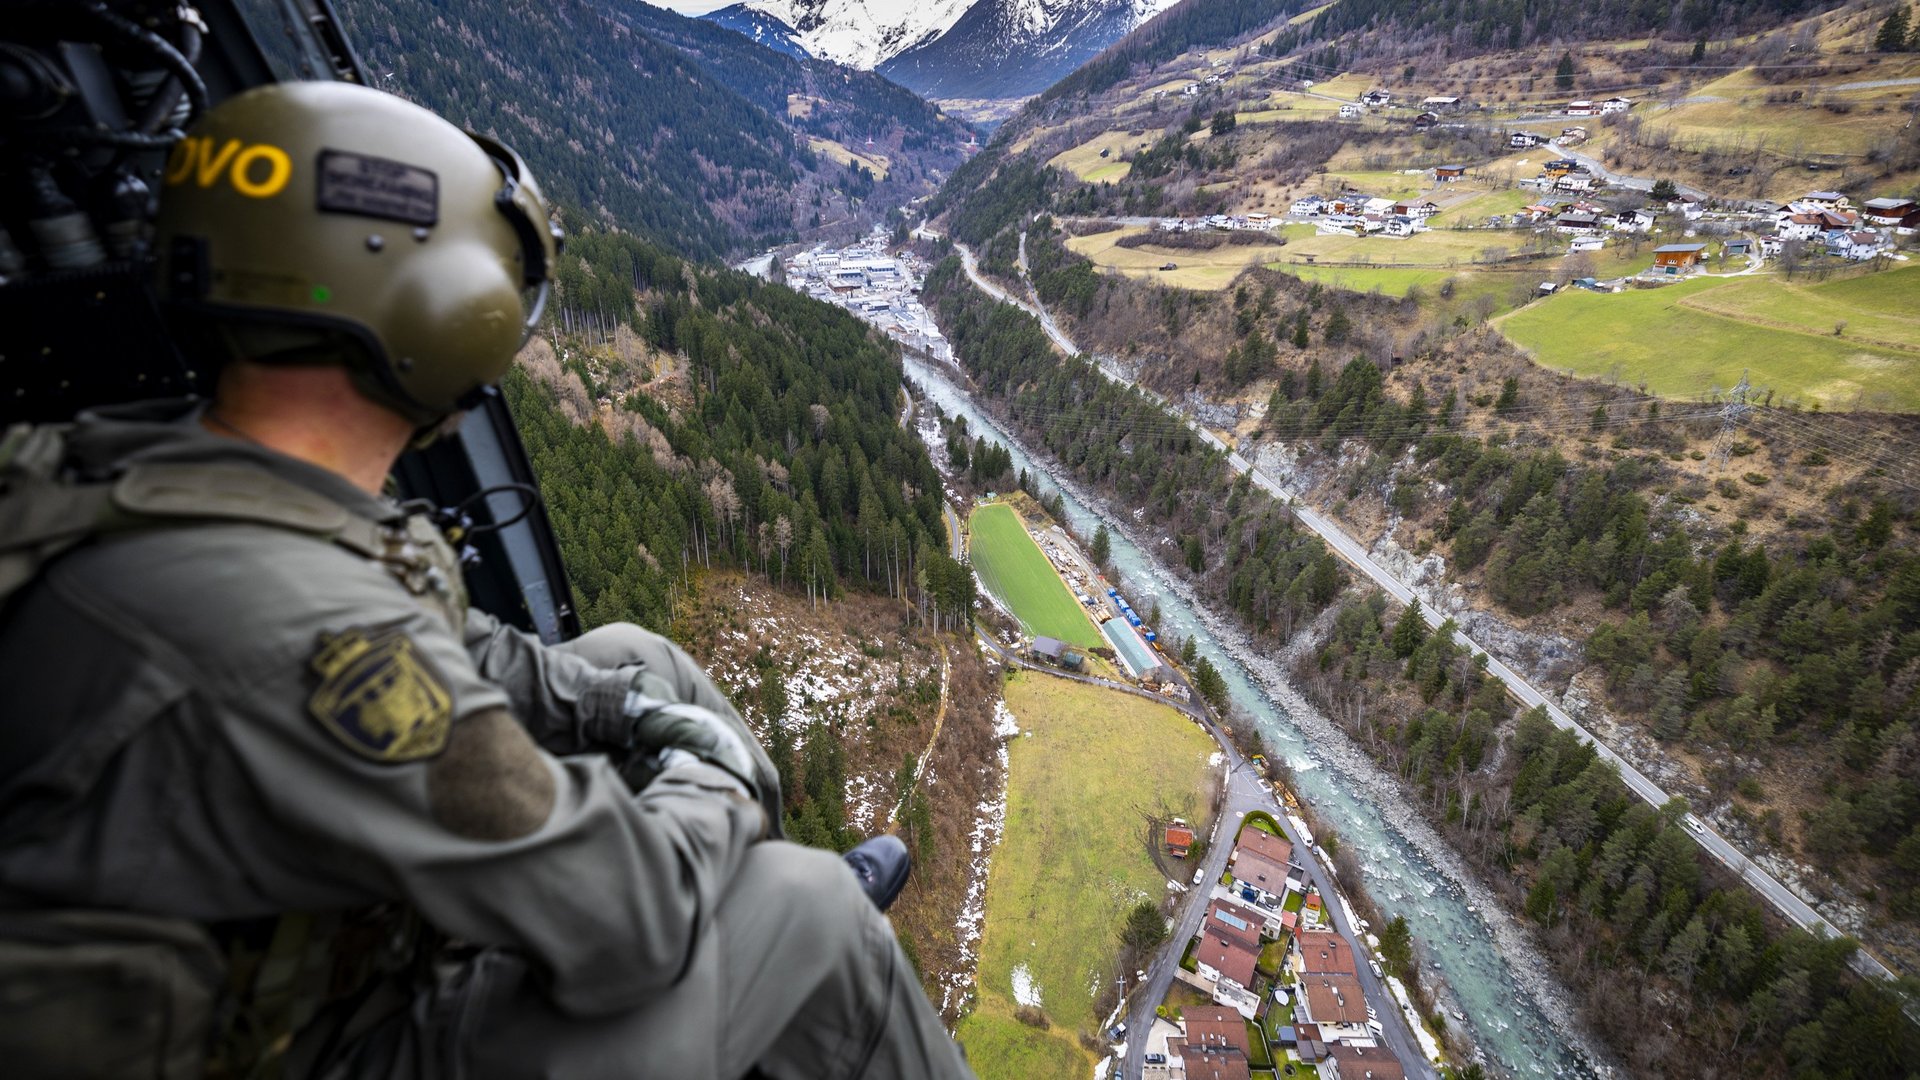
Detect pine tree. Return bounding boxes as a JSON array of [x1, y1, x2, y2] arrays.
[[1391, 599, 1429, 658], [1091, 523, 1112, 567], [1292, 310, 1310, 349], [1691, 36, 1707, 63], [1876, 5, 1911, 51], [1323, 306, 1351, 345], [1555, 51, 1576, 91]]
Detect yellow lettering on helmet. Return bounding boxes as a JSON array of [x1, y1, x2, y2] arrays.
[[195, 139, 242, 188], [161, 137, 293, 196], [229, 144, 292, 198], [163, 137, 199, 186]]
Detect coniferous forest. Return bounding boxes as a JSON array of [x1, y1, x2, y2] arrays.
[[510, 229, 973, 633]]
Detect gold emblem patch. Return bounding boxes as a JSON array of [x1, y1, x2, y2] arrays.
[[308, 626, 452, 762]]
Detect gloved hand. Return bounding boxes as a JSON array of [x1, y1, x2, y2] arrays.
[[620, 692, 762, 800]]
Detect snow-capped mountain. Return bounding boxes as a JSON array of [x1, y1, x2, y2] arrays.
[[698, 5, 811, 60], [700, 0, 1179, 99], [880, 0, 1180, 99], [704, 0, 977, 71]]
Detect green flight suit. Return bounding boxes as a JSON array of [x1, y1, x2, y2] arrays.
[[0, 400, 973, 1080]]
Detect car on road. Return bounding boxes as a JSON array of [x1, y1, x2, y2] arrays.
[[1370, 960, 1384, 978], [1686, 817, 1705, 835], [1193, 867, 1204, 885]]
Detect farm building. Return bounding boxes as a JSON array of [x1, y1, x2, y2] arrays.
[[1433, 164, 1467, 181], [1422, 95, 1462, 109], [1029, 636, 1083, 670], [1601, 96, 1633, 113], [1165, 823, 1195, 857], [1652, 243, 1708, 272], [1361, 89, 1391, 106], [1565, 100, 1597, 117], [1411, 111, 1440, 129], [1338, 103, 1363, 118]]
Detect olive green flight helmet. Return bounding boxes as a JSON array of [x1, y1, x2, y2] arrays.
[[154, 81, 561, 425]]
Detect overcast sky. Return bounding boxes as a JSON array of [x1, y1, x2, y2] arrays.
[[646, 0, 737, 14]]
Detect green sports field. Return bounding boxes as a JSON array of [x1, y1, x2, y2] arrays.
[[968, 504, 1107, 649], [1499, 273, 1920, 413]]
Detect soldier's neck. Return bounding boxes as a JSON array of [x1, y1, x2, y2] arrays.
[[203, 364, 414, 495]]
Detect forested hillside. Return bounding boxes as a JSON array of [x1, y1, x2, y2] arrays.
[[510, 230, 973, 631], [335, 0, 972, 260]]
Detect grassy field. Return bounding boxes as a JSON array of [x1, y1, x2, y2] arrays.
[[1048, 129, 1153, 182], [1499, 275, 1920, 412], [969, 503, 1106, 649], [1066, 227, 1293, 291], [1272, 264, 1457, 296], [1435, 187, 1538, 223], [955, 673, 1220, 1079], [804, 136, 889, 179], [1321, 169, 1431, 200], [1679, 266, 1920, 355]]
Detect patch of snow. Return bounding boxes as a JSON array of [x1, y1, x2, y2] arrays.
[[1010, 962, 1042, 1007], [1388, 975, 1445, 1062]]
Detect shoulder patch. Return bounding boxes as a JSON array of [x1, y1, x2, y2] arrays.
[[308, 625, 452, 763]]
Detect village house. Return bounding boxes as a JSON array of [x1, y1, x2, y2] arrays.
[[1652, 242, 1708, 273], [1290, 195, 1327, 216], [1184, 1006, 1252, 1058], [1554, 211, 1602, 234], [1393, 200, 1440, 219], [1180, 1046, 1252, 1080], [1325, 1044, 1407, 1080], [1831, 230, 1888, 261], [1383, 215, 1418, 237], [1296, 927, 1359, 978], [1542, 159, 1580, 178], [1612, 208, 1657, 232], [1193, 897, 1264, 992], [1568, 234, 1606, 253], [1863, 197, 1920, 231], [1560, 125, 1589, 140], [1565, 99, 1598, 117], [1554, 170, 1598, 192], [1361, 89, 1392, 107], [1242, 211, 1275, 231], [1776, 212, 1825, 241], [1800, 190, 1850, 211], [1298, 974, 1371, 1042], [1509, 131, 1549, 149], [1230, 828, 1296, 898], [1601, 96, 1633, 113], [1411, 111, 1440, 130], [1339, 103, 1364, 118], [1433, 164, 1467, 182]]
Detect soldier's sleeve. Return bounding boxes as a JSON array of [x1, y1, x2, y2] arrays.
[[460, 609, 627, 752], [219, 597, 765, 1018], [463, 614, 787, 830]]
